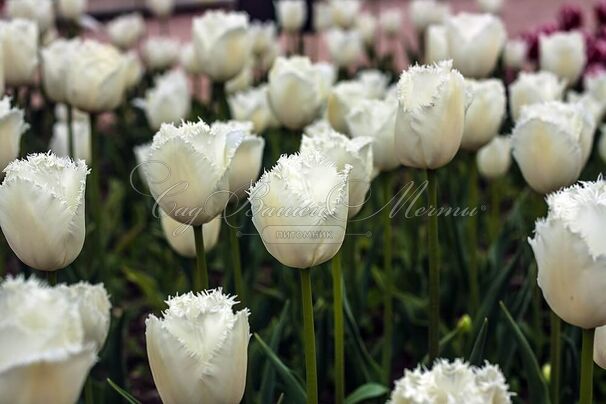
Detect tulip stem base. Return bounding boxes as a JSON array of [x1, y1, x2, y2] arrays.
[[46, 271, 57, 286], [468, 161, 479, 314], [67, 105, 75, 159], [426, 169, 440, 362], [193, 225, 208, 291], [300, 268, 318, 404], [580, 328, 595, 404], [230, 224, 245, 306], [332, 250, 345, 404], [550, 311, 561, 404], [381, 173, 393, 383]]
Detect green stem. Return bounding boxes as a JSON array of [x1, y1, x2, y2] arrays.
[[489, 179, 500, 243], [300, 268, 318, 404], [85, 377, 94, 404], [67, 104, 74, 159], [550, 311, 561, 404], [193, 225, 208, 291], [269, 128, 281, 163], [426, 169, 440, 362], [468, 161, 479, 314], [47, 271, 57, 286], [0, 232, 5, 278], [89, 114, 102, 279], [230, 225, 245, 306], [212, 82, 230, 120], [332, 251, 344, 404], [579, 328, 595, 404], [381, 174, 393, 382]]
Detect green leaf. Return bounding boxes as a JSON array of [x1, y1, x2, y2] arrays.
[[345, 383, 389, 404], [259, 301, 291, 403], [468, 318, 488, 366], [106, 378, 140, 404], [254, 333, 306, 404], [121, 266, 165, 310]]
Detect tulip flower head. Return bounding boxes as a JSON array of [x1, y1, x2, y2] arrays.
[[356, 69, 390, 100], [0, 19, 39, 87], [425, 24, 450, 64], [143, 69, 191, 131], [250, 21, 277, 56], [477, 0, 504, 15], [146, 289, 250, 404], [327, 80, 371, 135], [325, 29, 363, 68], [595, 325, 606, 369], [228, 85, 279, 133], [356, 13, 377, 45], [50, 119, 92, 163], [509, 71, 566, 122], [380, 10, 402, 38], [0, 97, 28, 174], [142, 37, 180, 71], [225, 63, 254, 95], [160, 211, 222, 258], [462, 78, 506, 151], [409, 0, 451, 32], [6, 0, 54, 33], [107, 13, 146, 50], [330, 0, 361, 29], [275, 0, 307, 33], [503, 39, 527, 69], [146, 0, 174, 18], [57, 0, 87, 21], [539, 31, 586, 85], [476, 136, 511, 180], [180, 42, 203, 75], [41, 39, 78, 104]]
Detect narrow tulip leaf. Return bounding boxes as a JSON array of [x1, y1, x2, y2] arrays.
[[121, 266, 165, 310], [468, 318, 488, 366], [421, 326, 463, 365], [253, 333, 306, 404], [106, 378, 140, 404], [344, 383, 389, 404], [499, 302, 551, 404], [259, 301, 291, 403]]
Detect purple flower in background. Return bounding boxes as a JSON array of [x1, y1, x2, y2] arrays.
[[557, 4, 583, 31], [523, 22, 559, 61], [596, 0, 606, 26]]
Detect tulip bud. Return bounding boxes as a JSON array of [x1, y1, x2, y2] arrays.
[[356, 13, 377, 45], [124, 51, 144, 90], [66, 40, 127, 113], [146, 0, 174, 18], [0, 154, 88, 271], [595, 325, 606, 369], [107, 13, 145, 50], [326, 29, 363, 68], [146, 289, 250, 404], [327, 81, 370, 135], [41, 39, 77, 104], [143, 69, 191, 131], [509, 71, 566, 122], [380, 10, 402, 38], [314, 2, 334, 32], [275, 0, 307, 33], [0, 97, 28, 173], [6, 0, 54, 33], [249, 152, 350, 269], [347, 99, 400, 172], [250, 21, 277, 55], [356, 69, 389, 100], [193, 11, 251, 82], [330, 0, 361, 29], [477, 0, 503, 14], [462, 79, 506, 150], [0, 19, 38, 87], [268, 56, 324, 129], [503, 39, 527, 69], [409, 0, 451, 32], [225, 63, 254, 95], [160, 211, 221, 258], [57, 0, 87, 21], [228, 85, 279, 133], [0, 277, 110, 404], [476, 136, 511, 180], [142, 37, 180, 72], [394, 60, 465, 169], [50, 118, 92, 163], [530, 179, 606, 329], [146, 120, 237, 226], [446, 13, 506, 78], [425, 24, 450, 64], [512, 101, 594, 194], [540, 31, 586, 85]]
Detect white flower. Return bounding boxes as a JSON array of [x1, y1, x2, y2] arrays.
[[355, 13, 377, 45], [380, 9, 402, 37], [595, 325, 606, 369], [160, 211, 221, 258], [142, 37, 180, 71], [250, 21, 277, 55], [503, 39, 527, 69], [540, 31, 586, 85], [314, 2, 334, 32], [57, 0, 87, 21], [0, 19, 38, 87], [146, 289, 250, 404], [275, 0, 307, 32], [567, 90, 605, 126], [143, 69, 191, 131], [330, 0, 361, 29], [462, 78, 506, 150], [50, 119, 92, 163], [327, 80, 370, 134], [304, 119, 333, 137], [530, 179, 606, 328], [146, 0, 174, 18], [356, 69, 390, 99], [41, 39, 78, 104], [409, 0, 451, 32], [124, 51, 144, 90], [314, 62, 338, 101], [256, 41, 282, 73], [107, 13, 145, 50], [0, 97, 28, 173], [228, 85, 279, 133], [6, 0, 54, 32], [180, 42, 203, 75], [225, 63, 254, 95], [509, 71, 566, 122], [477, 0, 504, 14], [425, 24, 450, 64], [585, 70, 606, 105], [476, 136, 511, 180], [325, 29, 363, 68]]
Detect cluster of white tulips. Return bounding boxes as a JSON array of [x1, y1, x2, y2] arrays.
[[1, 0, 606, 403]]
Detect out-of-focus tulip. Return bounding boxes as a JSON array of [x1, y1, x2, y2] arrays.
[[462, 79, 506, 150], [0, 19, 38, 87], [146, 120, 237, 226], [595, 326, 606, 369], [275, 0, 307, 32], [0, 277, 111, 404], [425, 24, 449, 64], [347, 99, 400, 172], [477, 0, 504, 14], [356, 69, 389, 99], [0, 153, 88, 271], [314, 2, 334, 32], [330, 0, 361, 29], [0, 97, 27, 173], [107, 13, 145, 50], [325, 29, 363, 68], [509, 71, 566, 121], [248, 152, 350, 269], [50, 118, 91, 163], [57, 0, 87, 21], [600, 125, 606, 163], [250, 21, 277, 55], [394, 60, 465, 169], [503, 39, 527, 69], [66, 40, 127, 113], [146, 289, 250, 404], [585, 70, 606, 104], [539, 31, 586, 85], [301, 129, 373, 217], [304, 119, 333, 137], [143, 69, 191, 131], [356, 13, 377, 45], [380, 10, 402, 38], [193, 11, 251, 82], [327, 81, 370, 134], [180, 42, 203, 75], [567, 90, 605, 126], [268, 56, 324, 129], [6, 0, 54, 32], [557, 4, 583, 31], [142, 37, 180, 71], [124, 52, 144, 90], [256, 42, 281, 74], [530, 179, 606, 329], [446, 13, 506, 78], [146, 0, 174, 18], [314, 61, 338, 102], [229, 85, 278, 133], [511, 101, 594, 194], [41, 39, 77, 104], [160, 212, 221, 257], [409, 0, 451, 32], [226, 63, 254, 95], [476, 136, 511, 179]]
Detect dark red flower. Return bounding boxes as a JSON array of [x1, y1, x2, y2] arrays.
[[558, 4, 583, 31], [596, 0, 606, 26]]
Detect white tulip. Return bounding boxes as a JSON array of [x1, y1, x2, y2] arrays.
[[356, 13, 377, 45], [380, 10, 402, 37], [268, 56, 324, 129], [330, 0, 361, 29], [327, 80, 370, 134], [425, 24, 450, 64], [41, 39, 77, 104], [503, 39, 527, 69], [66, 40, 127, 113], [530, 179, 606, 329], [384, 83, 398, 103], [301, 128, 372, 218], [509, 71, 566, 122], [249, 152, 350, 269], [394, 60, 465, 169], [146, 0, 174, 18], [446, 13, 506, 78], [50, 119, 92, 163], [275, 0, 307, 32], [347, 99, 400, 172], [146, 289, 250, 404], [600, 126, 606, 164], [180, 42, 203, 75], [144, 69, 191, 131], [6, 0, 54, 32], [0, 19, 38, 87], [567, 90, 605, 127], [57, 0, 87, 21], [250, 21, 277, 55], [511, 101, 594, 194], [314, 62, 338, 102], [584, 70, 606, 105], [146, 120, 238, 226], [596, 326, 606, 369], [107, 13, 145, 50], [326, 29, 363, 68], [0, 277, 110, 404], [476, 136, 511, 180], [314, 2, 334, 32], [160, 211, 221, 258], [409, 0, 451, 32], [462, 79, 506, 150], [0, 154, 87, 271], [193, 11, 251, 82], [142, 37, 180, 71], [124, 51, 144, 90], [225, 63, 254, 95], [477, 0, 504, 14], [304, 119, 333, 137], [256, 41, 282, 74], [356, 69, 389, 99], [540, 31, 586, 85], [0, 97, 28, 173], [228, 85, 279, 133]]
